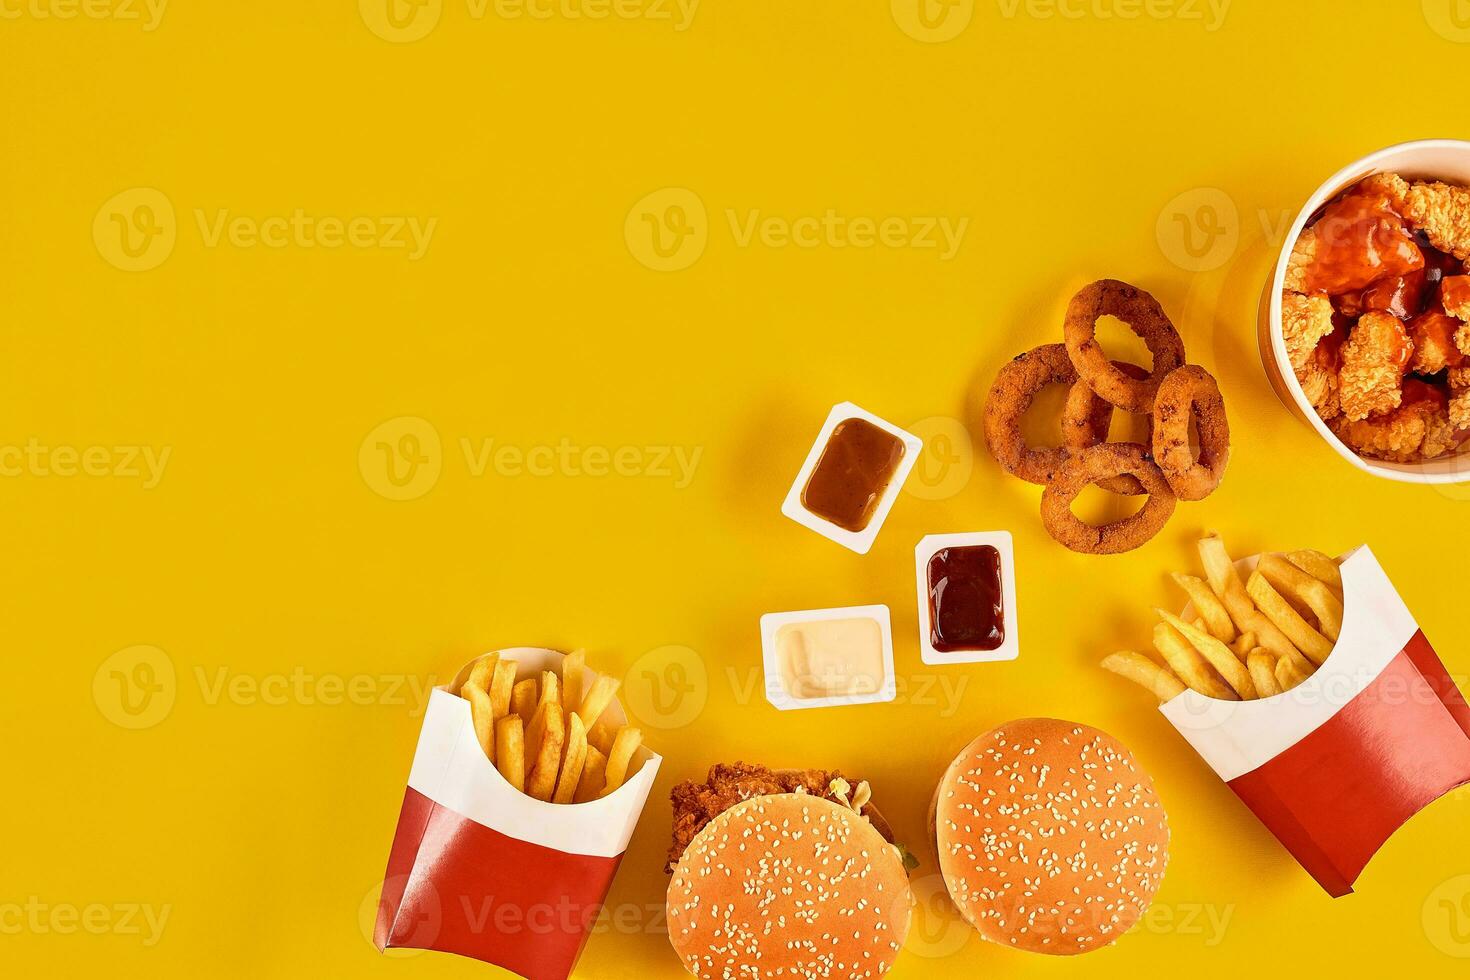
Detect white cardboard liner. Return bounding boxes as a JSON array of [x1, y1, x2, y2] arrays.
[[759, 604, 897, 711], [914, 531, 1020, 666], [406, 647, 660, 859], [1159, 546, 1417, 781], [780, 402, 922, 555]]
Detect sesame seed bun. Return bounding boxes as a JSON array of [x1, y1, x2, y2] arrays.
[[933, 718, 1169, 955], [666, 793, 912, 978]]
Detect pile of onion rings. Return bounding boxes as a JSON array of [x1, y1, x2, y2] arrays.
[[982, 278, 1231, 555]]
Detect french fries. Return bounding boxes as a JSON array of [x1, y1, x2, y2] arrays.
[[579, 676, 620, 729], [1156, 609, 1257, 700], [489, 659, 517, 719], [455, 653, 645, 806], [511, 678, 538, 722], [553, 714, 588, 804], [1199, 534, 1307, 665], [1246, 649, 1282, 697], [1172, 573, 1236, 642], [1230, 631, 1258, 662], [1153, 622, 1237, 701], [1276, 654, 1312, 692], [575, 746, 608, 803], [464, 682, 496, 765], [527, 708, 565, 802], [1246, 571, 1334, 665], [1286, 549, 1342, 595], [463, 653, 497, 696], [600, 727, 643, 798], [1102, 534, 1344, 705], [1101, 651, 1187, 701], [1257, 554, 1344, 642], [495, 716, 525, 793], [587, 721, 616, 756]]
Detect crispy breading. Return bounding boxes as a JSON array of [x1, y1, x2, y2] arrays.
[[666, 762, 891, 872], [1281, 291, 1335, 371], [1283, 234, 1315, 293], [1361, 172, 1411, 211], [1339, 312, 1411, 421], [1404, 180, 1470, 261], [1449, 364, 1470, 389], [1296, 337, 1341, 420], [1330, 398, 1433, 462], [1408, 310, 1465, 375], [1443, 275, 1470, 322], [1422, 407, 1460, 459], [1453, 389, 1470, 431]]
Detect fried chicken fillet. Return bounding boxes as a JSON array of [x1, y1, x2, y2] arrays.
[[1403, 180, 1470, 262], [1285, 174, 1422, 295], [1442, 276, 1470, 356], [1330, 381, 1447, 462], [1408, 310, 1465, 376], [666, 762, 895, 872], [1282, 291, 1335, 371], [1339, 311, 1413, 420]]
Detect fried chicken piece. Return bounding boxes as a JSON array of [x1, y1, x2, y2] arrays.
[[1296, 321, 1344, 420], [1404, 180, 1470, 261], [1442, 275, 1470, 322], [1282, 291, 1335, 371], [1449, 364, 1470, 389], [666, 762, 892, 871], [1329, 380, 1446, 462], [1339, 311, 1413, 420], [1284, 176, 1424, 295], [1361, 172, 1411, 210], [1283, 234, 1316, 294], [1424, 407, 1464, 459], [1453, 388, 1470, 431], [1408, 309, 1466, 375]]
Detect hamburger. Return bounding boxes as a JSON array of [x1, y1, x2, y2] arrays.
[[931, 717, 1169, 955], [666, 792, 912, 979]]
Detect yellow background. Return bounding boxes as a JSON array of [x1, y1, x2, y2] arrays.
[[4, 0, 1470, 976]]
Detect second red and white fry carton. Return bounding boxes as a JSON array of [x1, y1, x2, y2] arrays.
[[374, 647, 660, 979], [1160, 546, 1470, 897]]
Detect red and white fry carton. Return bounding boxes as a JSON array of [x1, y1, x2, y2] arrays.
[[374, 648, 660, 979], [1159, 546, 1470, 897]]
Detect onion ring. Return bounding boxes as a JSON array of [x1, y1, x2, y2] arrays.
[[1040, 444, 1177, 555], [1152, 364, 1230, 501], [1061, 361, 1154, 495], [1063, 280, 1186, 413], [984, 344, 1097, 485]]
